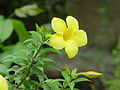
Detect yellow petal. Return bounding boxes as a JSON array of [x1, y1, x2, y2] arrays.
[[0, 75, 8, 90], [73, 30, 87, 47], [50, 34, 65, 50], [51, 17, 67, 34], [65, 40, 78, 58], [66, 16, 79, 30]]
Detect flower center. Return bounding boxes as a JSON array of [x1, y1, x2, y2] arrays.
[[63, 29, 73, 41]]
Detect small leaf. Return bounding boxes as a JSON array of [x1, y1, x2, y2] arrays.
[[29, 31, 42, 43], [65, 65, 70, 76], [71, 68, 77, 79], [8, 65, 20, 72], [68, 82, 75, 90], [63, 80, 68, 88], [73, 78, 90, 83], [35, 23, 44, 35], [38, 48, 61, 56], [31, 68, 47, 79], [15, 65, 28, 74], [41, 83, 51, 90], [44, 64, 61, 71], [42, 58, 54, 62], [0, 64, 8, 75], [61, 71, 70, 81]]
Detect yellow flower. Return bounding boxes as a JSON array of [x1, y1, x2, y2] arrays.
[[0, 75, 8, 90], [50, 16, 87, 58]]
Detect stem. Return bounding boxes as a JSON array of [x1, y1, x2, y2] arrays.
[[15, 47, 41, 89]]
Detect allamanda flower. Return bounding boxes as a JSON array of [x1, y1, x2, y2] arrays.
[[0, 75, 8, 90], [50, 16, 87, 58]]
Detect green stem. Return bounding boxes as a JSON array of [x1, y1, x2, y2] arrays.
[[15, 47, 41, 89]]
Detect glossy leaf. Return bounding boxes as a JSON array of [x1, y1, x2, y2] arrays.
[[0, 19, 13, 42]]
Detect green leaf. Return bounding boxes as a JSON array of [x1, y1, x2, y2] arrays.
[[31, 68, 47, 79], [73, 78, 90, 83], [65, 65, 70, 76], [71, 68, 77, 79], [0, 15, 4, 20], [44, 64, 61, 71], [38, 48, 61, 56], [15, 65, 28, 74], [68, 82, 75, 90], [61, 71, 70, 81], [0, 19, 13, 42], [41, 83, 51, 90], [35, 23, 44, 35], [0, 64, 8, 75], [45, 79, 64, 83], [15, 4, 44, 18], [29, 31, 42, 43], [23, 80, 38, 88], [63, 80, 68, 88], [45, 79, 62, 89], [11, 19, 30, 42], [3, 54, 29, 65], [42, 58, 54, 62], [8, 65, 20, 72]]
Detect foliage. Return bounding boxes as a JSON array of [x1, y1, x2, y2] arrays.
[[107, 37, 120, 90], [15, 4, 44, 18], [0, 23, 102, 89], [0, 3, 104, 90]]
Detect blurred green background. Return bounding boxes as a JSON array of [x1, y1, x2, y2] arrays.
[[0, 0, 120, 90]]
